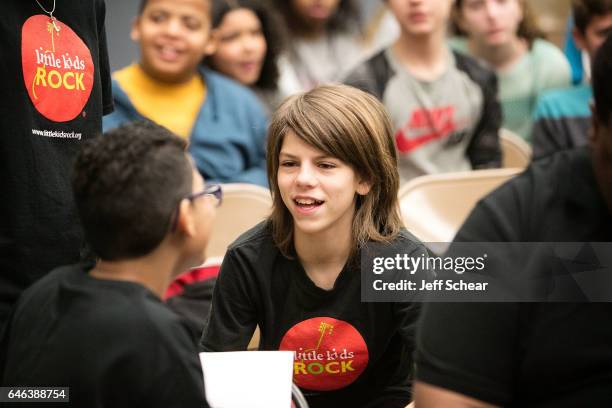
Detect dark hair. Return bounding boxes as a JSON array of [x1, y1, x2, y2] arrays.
[[266, 85, 402, 259], [452, 0, 545, 46], [138, 0, 211, 14], [592, 33, 612, 124], [272, 0, 360, 35], [573, 0, 612, 34], [72, 121, 193, 261], [206, 0, 284, 90]]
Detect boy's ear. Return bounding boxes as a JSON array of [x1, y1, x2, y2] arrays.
[[572, 27, 587, 52], [130, 17, 141, 43], [175, 199, 197, 237], [356, 179, 372, 196]]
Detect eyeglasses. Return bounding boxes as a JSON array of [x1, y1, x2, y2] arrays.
[[187, 183, 223, 207], [169, 184, 223, 232]]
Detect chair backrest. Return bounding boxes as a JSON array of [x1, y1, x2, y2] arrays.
[[399, 168, 522, 247], [206, 183, 272, 259], [500, 128, 532, 169]]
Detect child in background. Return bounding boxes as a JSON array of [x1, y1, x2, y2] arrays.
[[345, 0, 501, 183], [205, 0, 286, 113], [273, 0, 366, 91], [104, 0, 268, 187], [531, 0, 612, 158], [202, 85, 427, 407], [451, 0, 571, 140]]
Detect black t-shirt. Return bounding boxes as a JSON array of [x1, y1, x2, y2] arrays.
[[201, 222, 426, 408], [0, 1, 113, 326], [415, 147, 612, 407], [0, 264, 208, 408]]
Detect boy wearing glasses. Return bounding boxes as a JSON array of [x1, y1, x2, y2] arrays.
[[0, 121, 218, 407]]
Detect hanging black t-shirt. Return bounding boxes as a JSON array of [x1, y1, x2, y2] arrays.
[[415, 147, 612, 406], [0, 1, 113, 327], [0, 264, 209, 408], [201, 222, 426, 408]]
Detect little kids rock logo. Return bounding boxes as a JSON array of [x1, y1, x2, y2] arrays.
[[279, 317, 369, 391], [21, 15, 94, 122]]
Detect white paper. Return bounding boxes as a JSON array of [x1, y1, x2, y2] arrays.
[[200, 351, 294, 408]]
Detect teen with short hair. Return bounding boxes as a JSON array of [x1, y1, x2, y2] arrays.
[[104, 0, 269, 187], [202, 84, 426, 407], [451, 0, 572, 140], [345, 0, 501, 183], [1, 121, 217, 407], [532, 0, 612, 158]]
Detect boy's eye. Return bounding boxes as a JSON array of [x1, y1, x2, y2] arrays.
[[280, 161, 297, 167], [183, 17, 203, 31], [220, 32, 240, 42], [318, 162, 336, 169], [148, 11, 167, 23]]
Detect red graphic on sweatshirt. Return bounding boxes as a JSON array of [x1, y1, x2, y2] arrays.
[[22, 15, 94, 122], [279, 317, 369, 391], [396, 106, 457, 152]]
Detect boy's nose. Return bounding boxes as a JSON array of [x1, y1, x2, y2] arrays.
[[164, 18, 183, 36], [295, 164, 317, 187]]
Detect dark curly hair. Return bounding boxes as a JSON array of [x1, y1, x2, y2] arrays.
[[138, 0, 211, 14], [205, 0, 284, 90], [72, 121, 192, 261], [272, 0, 360, 35], [573, 0, 612, 34]]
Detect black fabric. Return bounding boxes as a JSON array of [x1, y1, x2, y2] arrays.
[[415, 147, 612, 407], [0, 1, 113, 328], [532, 115, 590, 160], [0, 264, 208, 408], [166, 278, 216, 335], [201, 222, 426, 408], [343, 49, 502, 170]]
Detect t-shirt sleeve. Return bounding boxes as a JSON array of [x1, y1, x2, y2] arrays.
[[96, 0, 113, 115], [415, 181, 528, 406], [538, 43, 571, 92], [200, 249, 258, 351]]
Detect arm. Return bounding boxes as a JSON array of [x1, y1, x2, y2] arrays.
[[466, 69, 503, 169], [414, 382, 498, 408], [200, 250, 258, 351]]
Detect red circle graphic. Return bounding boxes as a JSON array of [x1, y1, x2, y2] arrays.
[[21, 15, 94, 122], [279, 317, 369, 391]]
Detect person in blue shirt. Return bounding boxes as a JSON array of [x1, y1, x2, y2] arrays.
[[103, 0, 268, 186], [531, 0, 612, 159]]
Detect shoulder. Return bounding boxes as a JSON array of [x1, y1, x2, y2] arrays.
[[395, 229, 429, 255], [531, 39, 568, 62], [16, 264, 77, 304], [452, 49, 496, 84], [204, 68, 261, 105], [227, 221, 276, 258], [202, 68, 267, 121], [534, 85, 592, 120], [479, 148, 588, 215], [344, 49, 394, 98]]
